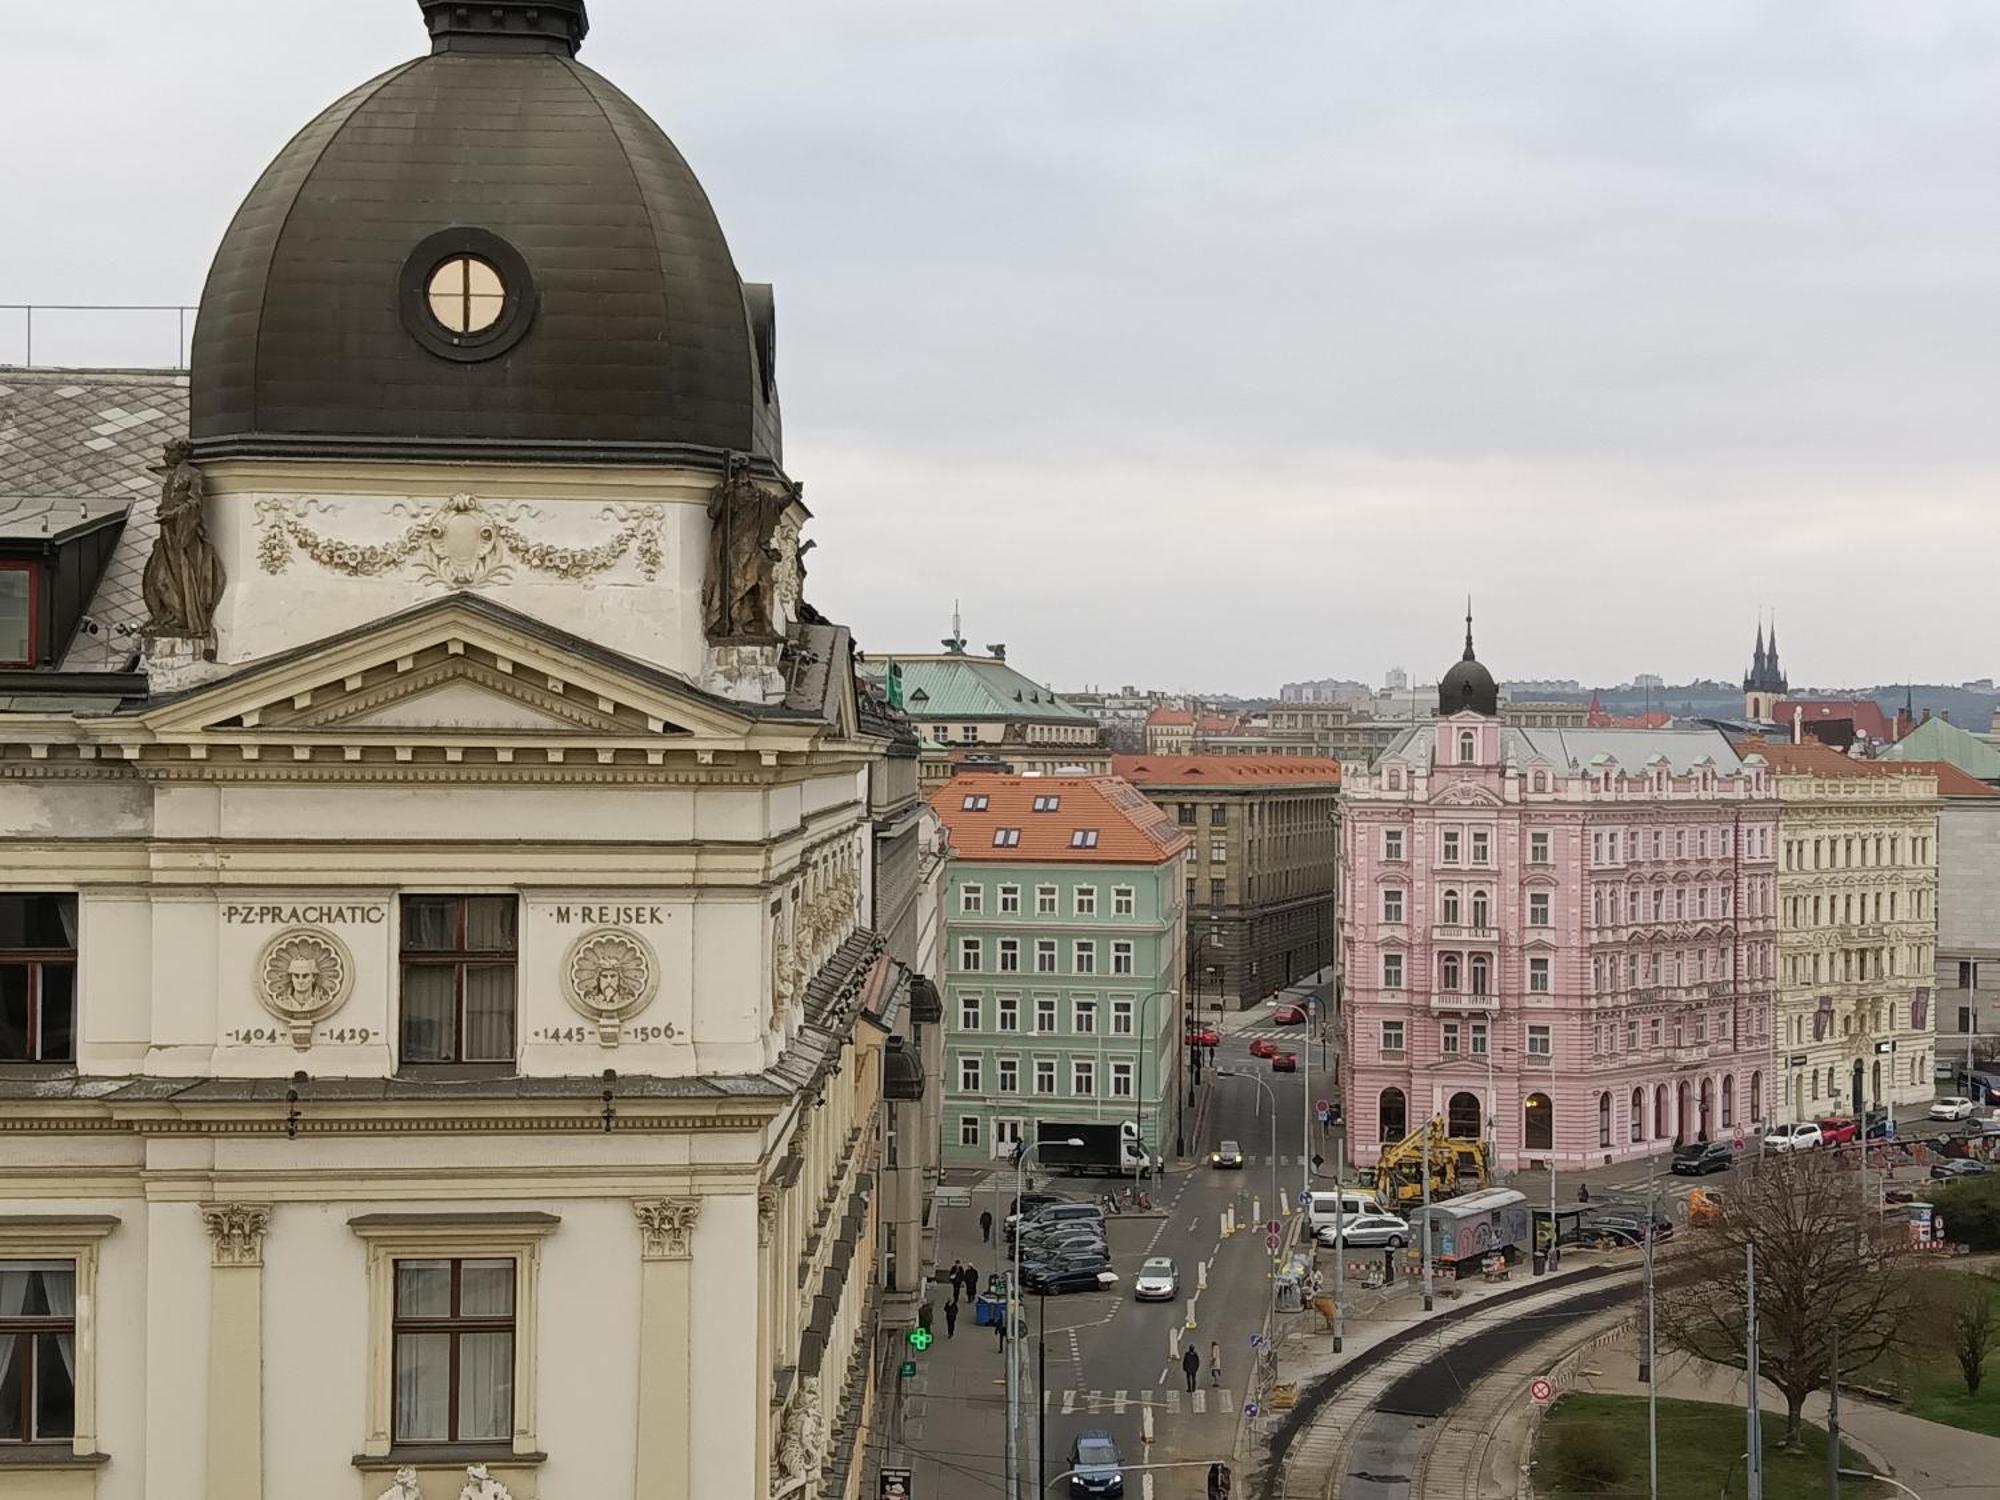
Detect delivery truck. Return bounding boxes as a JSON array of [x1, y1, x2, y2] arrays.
[[1035, 1120, 1155, 1176]]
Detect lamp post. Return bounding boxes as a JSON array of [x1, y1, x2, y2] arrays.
[[1133, 988, 1176, 1184], [1010, 1136, 1083, 1500], [1216, 1069, 1280, 1237]]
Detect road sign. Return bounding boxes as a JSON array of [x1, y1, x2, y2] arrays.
[[1312, 1153, 1325, 1169], [906, 1328, 934, 1351], [1265, 1232, 1282, 1252], [1530, 1377, 1554, 1407], [1296, 1189, 1312, 1211], [880, 1467, 914, 1499], [899, 1359, 916, 1379], [1315, 1105, 1331, 1125], [1733, 1128, 1746, 1150], [1315, 1097, 1330, 1115], [1249, 1333, 1265, 1349], [1265, 1218, 1282, 1235], [1244, 1400, 1260, 1418]]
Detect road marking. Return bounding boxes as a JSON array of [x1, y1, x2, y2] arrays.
[[1164, 1387, 1181, 1414], [1062, 1390, 1076, 1414], [1087, 1390, 1104, 1413], [1114, 1389, 1129, 1413], [1192, 1387, 1207, 1414], [1142, 1474, 1155, 1500]]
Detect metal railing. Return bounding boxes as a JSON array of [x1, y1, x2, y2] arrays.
[[1, 304, 197, 370]]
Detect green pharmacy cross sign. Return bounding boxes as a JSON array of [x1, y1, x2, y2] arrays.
[[906, 1327, 934, 1351]]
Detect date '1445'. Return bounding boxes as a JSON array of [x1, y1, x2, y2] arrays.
[[531, 1024, 680, 1044]]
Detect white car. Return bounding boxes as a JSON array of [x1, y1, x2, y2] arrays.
[[1315, 1212, 1410, 1249], [1133, 1257, 1179, 1301], [1931, 1096, 1978, 1122], [1762, 1121, 1823, 1152]]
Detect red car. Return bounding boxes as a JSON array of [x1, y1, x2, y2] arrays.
[[1185, 1028, 1221, 1048], [1249, 1038, 1279, 1059], [1816, 1116, 1858, 1146], [1270, 1051, 1298, 1072], [1272, 1004, 1308, 1026]]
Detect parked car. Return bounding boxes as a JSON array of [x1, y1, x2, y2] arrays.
[[1270, 1051, 1298, 1073], [1315, 1212, 1409, 1249], [1005, 1192, 1070, 1233], [1067, 1430, 1126, 1497], [1249, 1038, 1279, 1059], [1021, 1231, 1109, 1261], [1273, 1004, 1309, 1026], [1671, 1141, 1734, 1176], [1931, 1158, 1990, 1181], [1763, 1121, 1823, 1152], [1185, 1027, 1221, 1048], [1210, 1140, 1245, 1169], [1133, 1257, 1180, 1301], [1016, 1217, 1105, 1246], [1023, 1260, 1118, 1295], [1023, 1202, 1106, 1233], [1816, 1116, 1859, 1146], [1580, 1212, 1673, 1243], [1931, 1097, 1978, 1122], [1861, 1114, 1895, 1141]]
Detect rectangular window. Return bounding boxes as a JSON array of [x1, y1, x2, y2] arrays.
[[960, 940, 987, 977], [1694, 1013, 1708, 1043], [1073, 1059, 1096, 1096], [1528, 956, 1550, 993], [1074, 999, 1097, 1035], [1209, 878, 1225, 905], [1035, 997, 1057, 1033], [1441, 1021, 1460, 1054], [998, 885, 1021, 914], [1034, 1059, 1056, 1095], [391, 1257, 515, 1445], [1382, 889, 1404, 924], [1382, 952, 1404, 989], [1384, 829, 1404, 861], [1110, 1061, 1134, 1098], [997, 1057, 1018, 1093], [1649, 1018, 1662, 1046], [1470, 830, 1490, 865], [960, 884, 984, 915], [959, 1116, 981, 1147], [1070, 830, 1099, 849], [1529, 831, 1550, 865], [1380, 1020, 1405, 1052], [0, 1259, 76, 1442], [1210, 840, 1227, 864], [1442, 830, 1461, 864], [1074, 940, 1096, 975], [997, 996, 1019, 1032], [997, 939, 1020, 973], [1074, 887, 1097, 916], [1177, 804, 1196, 826], [0, 894, 78, 1063], [1111, 1000, 1134, 1036], [1528, 892, 1550, 927], [1111, 942, 1134, 976], [961, 792, 989, 811], [1527, 1024, 1551, 1056], [1470, 1021, 1488, 1056], [958, 1055, 982, 1091], [1032, 794, 1060, 812], [992, 828, 1021, 848], [1626, 1021, 1638, 1051], [400, 895, 518, 1064], [959, 996, 981, 1031], [1112, 887, 1135, 917], [1211, 805, 1227, 826], [1036, 886, 1058, 915], [0, 565, 34, 667], [1034, 940, 1057, 974]]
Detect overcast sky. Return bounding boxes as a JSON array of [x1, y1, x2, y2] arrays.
[[6, 1, 1997, 694]]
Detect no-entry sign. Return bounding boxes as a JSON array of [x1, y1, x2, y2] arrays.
[[1530, 1378, 1554, 1407]]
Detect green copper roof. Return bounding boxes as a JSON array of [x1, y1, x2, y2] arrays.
[[859, 654, 1094, 723], [1880, 716, 2000, 780]]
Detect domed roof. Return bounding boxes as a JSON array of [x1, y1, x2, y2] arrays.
[[189, 0, 781, 470], [1438, 609, 1498, 717]]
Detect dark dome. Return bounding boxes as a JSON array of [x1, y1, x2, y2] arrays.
[[1438, 612, 1498, 717], [189, 0, 781, 470]]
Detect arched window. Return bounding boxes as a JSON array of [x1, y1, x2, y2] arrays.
[[1471, 890, 1489, 929], [1443, 889, 1461, 925], [1470, 954, 1490, 996], [1598, 1092, 1612, 1148], [1721, 1074, 1735, 1128], [1654, 1085, 1668, 1138], [1378, 1087, 1407, 1144], [1532, 771, 1548, 793], [1524, 1092, 1553, 1151], [1629, 1088, 1644, 1142], [1441, 953, 1461, 991], [1448, 1091, 1482, 1138], [1458, 729, 1476, 764], [1750, 1070, 1762, 1121], [1698, 1077, 1714, 1137]]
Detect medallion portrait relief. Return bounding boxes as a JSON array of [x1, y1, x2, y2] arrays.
[[255, 928, 355, 1048], [562, 927, 661, 1044]]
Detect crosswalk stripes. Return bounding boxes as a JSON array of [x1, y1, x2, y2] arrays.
[[1191, 1387, 1206, 1415], [1055, 1388, 1235, 1417]]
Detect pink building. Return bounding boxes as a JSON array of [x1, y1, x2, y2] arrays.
[[1339, 625, 1780, 1170]]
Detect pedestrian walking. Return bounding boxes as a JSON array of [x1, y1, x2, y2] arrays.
[[918, 1300, 934, 1334], [1182, 1343, 1201, 1392], [1382, 1246, 1395, 1285], [961, 1263, 979, 1303], [948, 1259, 963, 1299], [944, 1299, 959, 1339], [996, 1313, 1007, 1351], [979, 1208, 994, 1243], [1209, 1339, 1221, 1386], [1577, 1183, 1590, 1204]]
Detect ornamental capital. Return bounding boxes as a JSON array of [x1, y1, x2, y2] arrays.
[[634, 1197, 702, 1260], [202, 1202, 272, 1267]]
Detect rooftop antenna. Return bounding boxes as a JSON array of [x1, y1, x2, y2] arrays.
[[941, 599, 967, 655]]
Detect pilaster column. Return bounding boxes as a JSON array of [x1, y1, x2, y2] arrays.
[[633, 1198, 702, 1500], [201, 1204, 270, 1500], [756, 1187, 780, 1500]]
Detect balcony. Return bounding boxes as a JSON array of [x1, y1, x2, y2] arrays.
[[1432, 925, 1499, 944], [1428, 990, 1499, 1014]]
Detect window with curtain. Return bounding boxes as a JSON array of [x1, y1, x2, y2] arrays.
[[392, 1258, 514, 1445], [0, 895, 78, 1063], [0, 1260, 75, 1443], [399, 896, 518, 1064]]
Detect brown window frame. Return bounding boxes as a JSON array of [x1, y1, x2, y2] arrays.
[[0, 1260, 76, 1444], [398, 895, 519, 1065], [390, 1256, 516, 1446], [0, 562, 39, 669], [0, 895, 77, 1064]]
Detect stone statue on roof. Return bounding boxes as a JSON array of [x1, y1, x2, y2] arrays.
[[702, 452, 793, 642], [141, 438, 226, 641]]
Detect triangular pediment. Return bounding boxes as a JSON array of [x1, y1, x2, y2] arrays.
[[141, 595, 759, 745]]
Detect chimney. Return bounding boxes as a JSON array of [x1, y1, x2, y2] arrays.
[[1943, 711, 1952, 724], [1792, 706, 1803, 745], [1922, 709, 1932, 723]]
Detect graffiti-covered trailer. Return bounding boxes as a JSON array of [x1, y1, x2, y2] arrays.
[[1405, 1188, 1530, 1270]]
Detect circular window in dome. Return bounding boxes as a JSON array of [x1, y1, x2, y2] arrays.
[[399, 228, 537, 363]]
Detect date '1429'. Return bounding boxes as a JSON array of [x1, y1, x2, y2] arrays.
[[224, 1027, 378, 1045]]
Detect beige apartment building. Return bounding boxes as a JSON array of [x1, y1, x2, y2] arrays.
[[1761, 742, 1942, 1123]]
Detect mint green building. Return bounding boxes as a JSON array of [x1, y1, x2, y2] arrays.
[[931, 775, 1189, 1168]]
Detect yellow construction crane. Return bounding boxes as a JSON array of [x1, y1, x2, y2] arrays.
[[1371, 1117, 1490, 1206]]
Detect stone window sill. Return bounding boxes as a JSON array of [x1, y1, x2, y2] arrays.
[[0, 1446, 111, 1469], [353, 1447, 546, 1470]]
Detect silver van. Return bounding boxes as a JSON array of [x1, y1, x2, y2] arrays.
[[1308, 1189, 1385, 1230]]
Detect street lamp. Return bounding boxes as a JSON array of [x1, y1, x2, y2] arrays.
[[1133, 988, 1177, 1183], [1215, 1069, 1280, 1232], [1010, 1136, 1083, 1500]]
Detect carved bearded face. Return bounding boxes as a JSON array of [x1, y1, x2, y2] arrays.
[[287, 957, 320, 1002], [596, 966, 624, 1003]]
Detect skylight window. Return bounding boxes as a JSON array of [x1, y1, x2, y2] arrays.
[[1032, 794, 1061, 812], [1071, 829, 1099, 849], [962, 794, 989, 811], [993, 828, 1021, 847]]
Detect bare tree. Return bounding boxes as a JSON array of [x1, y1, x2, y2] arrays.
[[1658, 1151, 1916, 1449], [1932, 1273, 1998, 1395]]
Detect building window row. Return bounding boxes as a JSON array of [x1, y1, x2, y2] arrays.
[[952, 1051, 1139, 1099], [954, 992, 1137, 1036], [957, 938, 1136, 976]]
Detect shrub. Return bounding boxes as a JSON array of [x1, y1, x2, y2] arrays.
[[1542, 1418, 1625, 1492], [1930, 1176, 2000, 1252]]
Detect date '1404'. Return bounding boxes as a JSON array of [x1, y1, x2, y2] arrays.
[[531, 1024, 680, 1044], [225, 1027, 378, 1045]]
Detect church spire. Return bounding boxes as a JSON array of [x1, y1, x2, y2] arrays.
[[1462, 596, 1476, 662]]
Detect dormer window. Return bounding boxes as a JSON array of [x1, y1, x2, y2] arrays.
[[992, 828, 1021, 848], [1457, 730, 1476, 764], [0, 565, 34, 667], [1070, 829, 1099, 849], [1032, 795, 1061, 812]]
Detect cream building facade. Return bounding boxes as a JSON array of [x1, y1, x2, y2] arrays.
[[1762, 742, 1941, 1123], [0, 4, 933, 1498]]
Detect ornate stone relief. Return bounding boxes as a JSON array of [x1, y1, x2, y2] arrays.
[[774, 1373, 828, 1490], [758, 1186, 781, 1247], [142, 439, 225, 640], [768, 899, 796, 1032], [770, 514, 804, 616], [562, 927, 660, 1045], [702, 454, 793, 642], [374, 1471, 421, 1500], [202, 1203, 271, 1267], [459, 1466, 515, 1500], [784, 834, 864, 1010], [255, 494, 664, 588], [634, 1197, 702, 1260], [255, 927, 354, 1048]]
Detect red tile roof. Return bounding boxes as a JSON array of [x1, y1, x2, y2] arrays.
[[930, 775, 1191, 864], [1147, 707, 1195, 727], [1111, 754, 1343, 788], [1898, 761, 2000, 799], [1773, 698, 1897, 743], [1750, 739, 1934, 784]]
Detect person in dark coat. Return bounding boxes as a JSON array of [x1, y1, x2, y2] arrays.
[[918, 1300, 934, 1334], [961, 1263, 979, 1303], [944, 1298, 959, 1339], [1182, 1343, 1202, 1392], [1382, 1246, 1395, 1284], [980, 1208, 994, 1243], [947, 1260, 964, 1300], [1577, 1183, 1590, 1204]]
